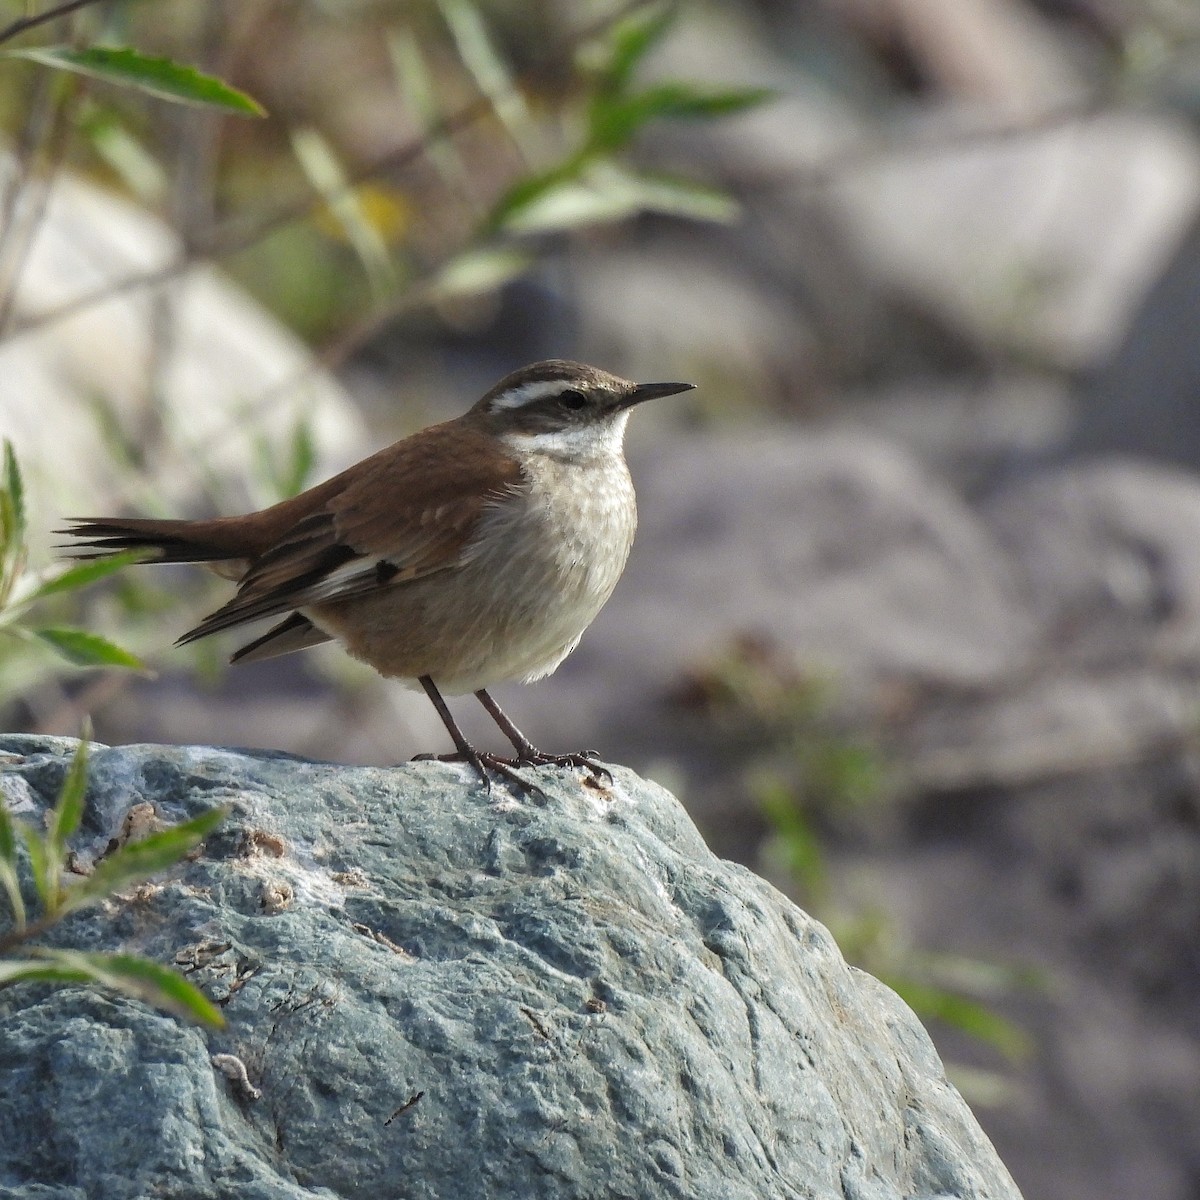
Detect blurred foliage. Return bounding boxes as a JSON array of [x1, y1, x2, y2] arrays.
[[0, 734, 227, 1026], [0, 0, 769, 339], [0, 440, 149, 702], [484, 4, 768, 234], [679, 634, 1037, 1102]]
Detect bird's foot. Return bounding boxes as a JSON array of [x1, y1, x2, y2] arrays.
[[509, 747, 613, 785], [412, 749, 547, 799]]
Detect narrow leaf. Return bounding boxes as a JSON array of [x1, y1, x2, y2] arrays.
[[438, 0, 537, 160], [7, 47, 266, 116], [888, 979, 1032, 1062], [49, 950, 224, 1026], [5, 950, 224, 1027], [758, 773, 826, 899], [2, 441, 23, 541], [252, 418, 317, 504], [0, 441, 27, 612], [0, 787, 15, 863], [291, 127, 396, 298], [496, 177, 633, 234], [427, 246, 535, 302], [486, 160, 582, 232], [61, 805, 227, 915], [605, 171, 739, 223], [589, 83, 773, 153], [48, 736, 89, 855], [283, 420, 316, 500], [496, 162, 738, 234], [601, 3, 676, 95], [0, 799, 26, 927], [78, 102, 167, 204], [0, 957, 95, 986], [945, 1064, 1021, 1109], [0, 859, 26, 929], [28, 551, 145, 603], [89, 952, 225, 1026], [33, 627, 147, 671], [19, 824, 53, 912]]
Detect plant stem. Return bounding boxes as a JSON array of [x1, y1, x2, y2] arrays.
[[0, 0, 110, 48], [0, 907, 60, 956]]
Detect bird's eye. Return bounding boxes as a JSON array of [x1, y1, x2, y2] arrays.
[[558, 389, 588, 410]]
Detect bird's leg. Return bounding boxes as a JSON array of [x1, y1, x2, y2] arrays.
[[414, 676, 541, 796], [473, 689, 612, 784]]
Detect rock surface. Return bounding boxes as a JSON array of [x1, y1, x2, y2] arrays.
[[0, 736, 1019, 1200]]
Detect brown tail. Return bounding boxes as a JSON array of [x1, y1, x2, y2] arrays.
[[59, 517, 255, 565]]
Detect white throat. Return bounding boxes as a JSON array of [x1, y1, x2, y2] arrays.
[[501, 411, 630, 464]]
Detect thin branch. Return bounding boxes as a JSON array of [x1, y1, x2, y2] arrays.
[[0, 0, 109, 47]]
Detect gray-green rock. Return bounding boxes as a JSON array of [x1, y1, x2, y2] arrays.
[[0, 736, 1020, 1200]]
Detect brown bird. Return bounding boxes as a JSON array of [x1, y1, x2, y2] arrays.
[[63, 360, 694, 792]]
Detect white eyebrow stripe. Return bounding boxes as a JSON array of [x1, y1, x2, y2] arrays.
[[488, 378, 571, 412]]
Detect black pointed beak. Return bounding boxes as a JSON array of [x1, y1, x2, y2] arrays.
[[622, 380, 696, 409]]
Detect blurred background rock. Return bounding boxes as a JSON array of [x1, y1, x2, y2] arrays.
[[2, 1, 1200, 1198]]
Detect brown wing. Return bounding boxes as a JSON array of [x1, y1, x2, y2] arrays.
[[176, 421, 525, 646]]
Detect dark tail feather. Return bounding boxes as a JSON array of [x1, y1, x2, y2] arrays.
[[228, 612, 332, 664], [59, 517, 248, 565]]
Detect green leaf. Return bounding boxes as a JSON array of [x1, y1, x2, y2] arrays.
[[589, 83, 773, 153], [757, 772, 826, 900], [427, 246, 535, 302], [0, 441, 27, 611], [19, 823, 53, 912], [48, 736, 88, 857], [32, 627, 147, 671], [2, 949, 224, 1027], [602, 170, 739, 223], [945, 1063, 1021, 1110], [438, 0, 535, 159], [2, 441, 23, 542], [497, 177, 627, 233], [0, 858, 25, 930], [282, 419, 316, 500], [253, 419, 317, 503], [0, 956, 95, 986], [800, 738, 883, 811], [61, 805, 227, 915], [0, 783, 15, 866], [26, 551, 145, 604], [0, 800, 25, 928], [290, 127, 396, 299], [78, 102, 168, 204], [599, 2, 676, 95], [495, 162, 738, 235], [7, 47, 266, 117], [486, 159, 582, 232], [887, 978, 1032, 1063]]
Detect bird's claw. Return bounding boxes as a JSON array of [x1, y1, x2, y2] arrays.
[[512, 749, 613, 784], [412, 749, 547, 800], [412, 745, 611, 794]]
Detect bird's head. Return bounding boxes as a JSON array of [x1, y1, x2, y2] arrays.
[[471, 360, 694, 463]]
